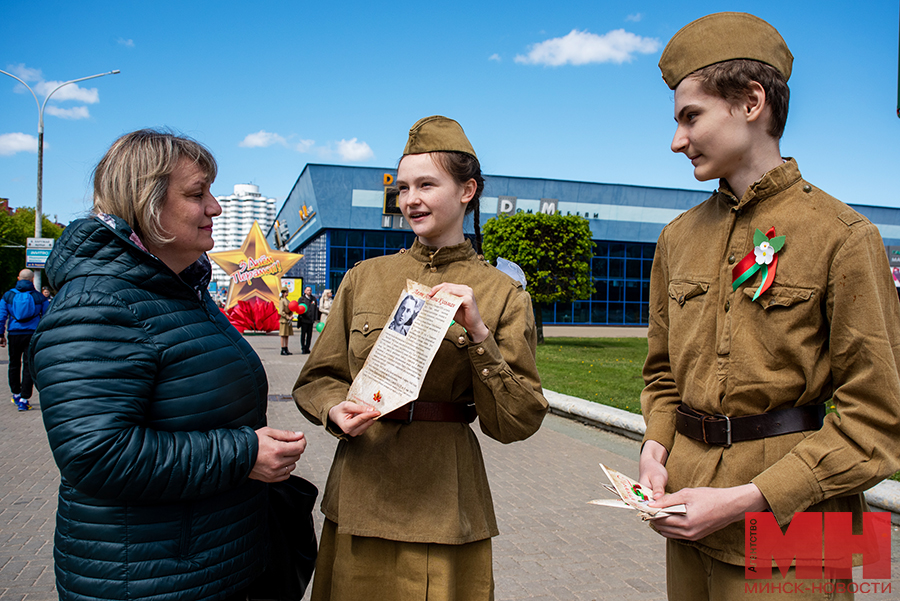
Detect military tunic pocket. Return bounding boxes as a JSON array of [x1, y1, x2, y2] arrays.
[[736, 285, 820, 379], [743, 285, 814, 309], [349, 312, 387, 364], [668, 280, 710, 306]]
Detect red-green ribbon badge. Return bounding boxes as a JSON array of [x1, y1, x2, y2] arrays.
[[732, 227, 786, 301]]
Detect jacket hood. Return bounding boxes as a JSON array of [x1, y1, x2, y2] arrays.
[[46, 215, 211, 297], [15, 280, 37, 293]]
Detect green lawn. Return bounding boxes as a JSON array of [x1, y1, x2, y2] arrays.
[[535, 337, 648, 415], [536, 336, 900, 482]]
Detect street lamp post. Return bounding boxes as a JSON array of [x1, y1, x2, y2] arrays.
[[0, 68, 120, 289]]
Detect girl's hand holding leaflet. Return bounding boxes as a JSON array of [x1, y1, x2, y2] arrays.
[[329, 401, 380, 437], [428, 282, 489, 343]]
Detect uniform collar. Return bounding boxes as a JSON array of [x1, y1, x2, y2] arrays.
[[409, 238, 476, 267], [717, 158, 803, 210]]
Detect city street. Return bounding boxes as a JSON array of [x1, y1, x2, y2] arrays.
[[1, 332, 898, 600]]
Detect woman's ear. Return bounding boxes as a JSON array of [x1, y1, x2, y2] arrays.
[[460, 178, 477, 205]]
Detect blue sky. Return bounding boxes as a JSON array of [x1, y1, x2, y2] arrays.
[[2, 1, 898, 225]]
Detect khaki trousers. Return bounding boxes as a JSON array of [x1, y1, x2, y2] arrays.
[[666, 539, 853, 601]]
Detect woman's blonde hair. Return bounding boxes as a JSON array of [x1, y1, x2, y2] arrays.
[[92, 129, 217, 246]]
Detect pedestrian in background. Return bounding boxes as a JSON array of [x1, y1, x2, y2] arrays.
[[30, 129, 307, 601], [319, 288, 333, 324], [298, 285, 317, 353], [293, 115, 548, 600], [0, 268, 50, 411], [279, 287, 294, 355]]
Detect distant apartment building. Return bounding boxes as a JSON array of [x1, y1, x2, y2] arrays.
[[210, 184, 277, 290]]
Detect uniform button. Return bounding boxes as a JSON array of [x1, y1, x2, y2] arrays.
[[477, 254, 485, 261], [724, 300, 730, 312], [728, 254, 736, 265], [678, 295, 685, 304], [481, 368, 489, 377], [476, 347, 485, 355], [430, 267, 437, 273], [399, 249, 406, 254], [803, 184, 812, 193], [458, 335, 466, 344], [363, 323, 369, 332]]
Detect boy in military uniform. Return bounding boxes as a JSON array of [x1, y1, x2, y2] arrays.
[[638, 12, 900, 600]]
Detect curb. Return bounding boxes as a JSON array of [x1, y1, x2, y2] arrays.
[[544, 389, 900, 524]]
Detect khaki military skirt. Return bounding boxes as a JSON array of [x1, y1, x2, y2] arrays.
[[311, 519, 494, 601], [279, 321, 293, 337]]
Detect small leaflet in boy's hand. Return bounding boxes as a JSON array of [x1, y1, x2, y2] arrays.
[[589, 463, 686, 520]]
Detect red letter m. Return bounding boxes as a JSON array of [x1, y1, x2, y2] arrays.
[[824, 512, 891, 579], [745, 512, 822, 579]]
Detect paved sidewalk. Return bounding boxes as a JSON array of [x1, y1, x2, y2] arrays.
[[2, 332, 899, 600]]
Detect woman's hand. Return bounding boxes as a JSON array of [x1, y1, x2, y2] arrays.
[[328, 401, 380, 437], [249, 427, 307, 483], [428, 283, 489, 343]]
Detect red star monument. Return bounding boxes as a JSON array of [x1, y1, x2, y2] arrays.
[[209, 221, 303, 310]]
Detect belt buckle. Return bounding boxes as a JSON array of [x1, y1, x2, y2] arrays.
[[404, 401, 415, 425], [700, 413, 732, 447]]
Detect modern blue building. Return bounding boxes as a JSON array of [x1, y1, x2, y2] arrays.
[[267, 164, 900, 326]]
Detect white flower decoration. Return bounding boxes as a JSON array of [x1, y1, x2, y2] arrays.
[[754, 240, 774, 265]]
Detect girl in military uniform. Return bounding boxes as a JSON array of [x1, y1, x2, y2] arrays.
[[293, 116, 548, 600]]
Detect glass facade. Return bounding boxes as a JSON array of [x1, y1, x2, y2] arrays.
[[318, 230, 656, 326], [540, 240, 656, 326], [285, 232, 327, 288], [326, 229, 418, 292]]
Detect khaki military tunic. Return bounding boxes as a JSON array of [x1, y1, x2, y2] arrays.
[[642, 159, 900, 565], [293, 239, 548, 545]]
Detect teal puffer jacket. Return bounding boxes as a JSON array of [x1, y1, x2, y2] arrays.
[[31, 215, 269, 601]]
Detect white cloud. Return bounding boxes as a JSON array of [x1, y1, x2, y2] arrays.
[[117, 38, 135, 48], [35, 80, 100, 103], [7, 63, 42, 82], [0, 133, 38, 156], [239, 131, 369, 160], [239, 130, 288, 148], [515, 29, 660, 66], [44, 105, 90, 120], [489, 53, 502, 62], [337, 138, 374, 161], [626, 13, 642, 22]]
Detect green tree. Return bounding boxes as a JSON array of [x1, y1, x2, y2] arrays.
[[0, 208, 65, 293], [482, 212, 594, 343]]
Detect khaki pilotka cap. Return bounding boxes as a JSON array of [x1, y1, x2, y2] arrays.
[[403, 115, 477, 159], [658, 12, 793, 90]]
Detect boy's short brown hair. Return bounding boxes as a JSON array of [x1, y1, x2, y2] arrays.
[[689, 59, 790, 140]]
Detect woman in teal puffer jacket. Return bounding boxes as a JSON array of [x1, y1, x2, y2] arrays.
[[31, 130, 307, 601]]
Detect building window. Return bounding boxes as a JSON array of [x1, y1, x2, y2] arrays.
[[322, 232, 654, 326], [326, 229, 418, 294], [542, 240, 656, 326]]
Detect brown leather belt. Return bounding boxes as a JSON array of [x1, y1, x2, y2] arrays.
[[675, 403, 825, 447], [382, 401, 477, 424]]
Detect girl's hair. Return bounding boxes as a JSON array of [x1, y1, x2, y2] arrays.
[[92, 129, 217, 246], [432, 151, 485, 253]]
